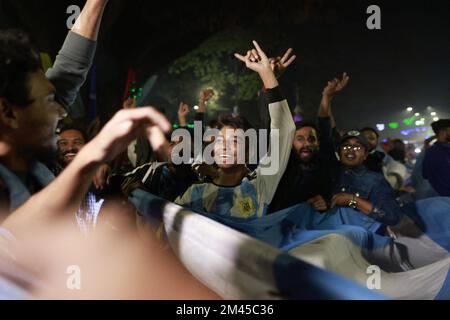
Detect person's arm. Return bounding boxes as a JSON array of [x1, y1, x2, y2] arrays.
[[235, 42, 296, 207], [318, 73, 348, 156], [195, 89, 214, 132], [367, 179, 404, 225], [197, 89, 214, 114], [2, 107, 171, 235], [331, 179, 403, 226], [318, 72, 349, 119], [71, 0, 109, 40], [258, 49, 296, 131], [46, 0, 109, 109]]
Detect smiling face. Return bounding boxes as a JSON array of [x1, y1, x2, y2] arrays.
[[213, 125, 247, 169], [292, 126, 319, 164], [339, 138, 368, 168], [57, 129, 86, 166]]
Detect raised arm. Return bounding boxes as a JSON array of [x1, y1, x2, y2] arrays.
[[258, 48, 296, 131], [331, 178, 403, 226], [318, 72, 349, 120], [235, 42, 296, 206], [177, 102, 189, 127], [234, 41, 279, 89], [197, 89, 214, 114], [46, 0, 109, 109], [71, 0, 109, 40]]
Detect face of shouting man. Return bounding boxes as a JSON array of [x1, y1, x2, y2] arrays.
[[292, 126, 319, 164]]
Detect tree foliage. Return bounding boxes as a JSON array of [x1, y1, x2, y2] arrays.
[[167, 29, 262, 107]]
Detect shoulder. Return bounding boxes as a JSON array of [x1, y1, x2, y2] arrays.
[[423, 146, 442, 165], [357, 168, 386, 186], [184, 182, 217, 196]]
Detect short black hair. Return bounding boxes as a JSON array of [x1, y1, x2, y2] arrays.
[[295, 120, 320, 136], [208, 119, 219, 129], [361, 126, 379, 138], [0, 29, 41, 107], [58, 123, 88, 142], [218, 114, 254, 131], [431, 119, 450, 135]]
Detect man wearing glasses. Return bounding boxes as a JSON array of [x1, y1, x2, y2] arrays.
[[330, 130, 404, 234]]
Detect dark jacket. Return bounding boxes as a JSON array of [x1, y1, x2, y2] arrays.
[[364, 150, 386, 174], [268, 117, 340, 213], [334, 165, 404, 230], [423, 141, 450, 197]]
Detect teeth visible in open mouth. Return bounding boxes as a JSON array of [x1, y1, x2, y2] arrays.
[[65, 153, 76, 158]]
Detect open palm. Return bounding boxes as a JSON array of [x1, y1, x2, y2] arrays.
[[323, 72, 350, 97]]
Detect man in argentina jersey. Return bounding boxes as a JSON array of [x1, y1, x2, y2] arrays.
[[176, 41, 296, 219]]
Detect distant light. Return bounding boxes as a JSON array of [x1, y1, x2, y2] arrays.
[[430, 112, 437, 116], [388, 122, 399, 129], [420, 117, 425, 122], [406, 107, 413, 112], [294, 115, 303, 123], [433, 117, 439, 122], [427, 106, 433, 110], [193, 105, 199, 110], [414, 113, 420, 117], [403, 118, 414, 126], [415, 148, 421, 154], [415, 121, 422, 126], [376, 124, 385, 131], [422, 127, 427, 132]]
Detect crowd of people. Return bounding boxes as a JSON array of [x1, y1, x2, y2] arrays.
[[1, 0, 450, 299]]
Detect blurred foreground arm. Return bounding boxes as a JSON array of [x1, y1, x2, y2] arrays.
[[2, 108, 170, 234]]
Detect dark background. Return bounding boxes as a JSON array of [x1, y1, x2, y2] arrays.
[[1, 0, 449, 141]]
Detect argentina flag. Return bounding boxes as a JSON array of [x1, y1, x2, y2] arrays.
[[130, 189, 450, 300]]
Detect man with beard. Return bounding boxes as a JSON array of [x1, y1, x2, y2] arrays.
[[56, 125, 110, 189], [423, 119, 450, 196], [268, 73, 349, 213], [0, 0, 109, 217]]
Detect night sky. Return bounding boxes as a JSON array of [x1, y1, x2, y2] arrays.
[[1, 0, 449, 142]]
